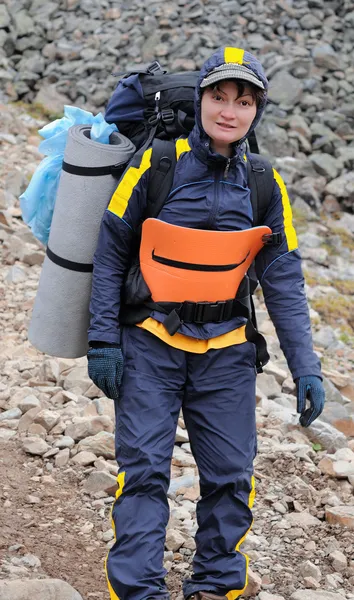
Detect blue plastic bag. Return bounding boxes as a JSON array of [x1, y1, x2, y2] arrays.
[[20, 105, 118, 245]]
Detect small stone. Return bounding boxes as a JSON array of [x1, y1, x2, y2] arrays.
[[102, 529, 114, 542], [285, 512, 321, 527], [243, 567, 262, 597], [332, 460, 354, 479], [256, 373, 282, 398], [22, 437, 50, 456], [329, 550, 347, 571], [291, 591, 344, 599], [304, 541, 316, 552], [18, 395, 41, 413], [303, 577, 321, 589], [26, 495, 41, 504], [175, 425, 189, 443], [259, 593, 285, 600], [0, 408, 22, 421], [83, 471, 118, 496], [301, 559, 322, 582], [72, 451, 98, 466], [55, 448, 70, 468], [34, 409, 60, 432], [77, 431, 115, 459], [53, 436, 75, 449], [165, 529, 186, 552]]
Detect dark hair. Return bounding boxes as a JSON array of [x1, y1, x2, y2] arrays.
[[205, 79, 265, 107]]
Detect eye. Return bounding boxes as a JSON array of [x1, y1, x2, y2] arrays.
[[212, 93, 224, 101], [240, 100, 251, 106]]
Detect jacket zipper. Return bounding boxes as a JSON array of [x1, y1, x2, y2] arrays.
[[224, 158, 231, 179], [207, 158, 232, 229]]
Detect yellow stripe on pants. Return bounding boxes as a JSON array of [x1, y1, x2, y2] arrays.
[[226, 475, 256, 600], [105, 471, 126, 600]]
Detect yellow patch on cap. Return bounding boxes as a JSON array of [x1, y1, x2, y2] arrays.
[[224, 47, 245, 65]]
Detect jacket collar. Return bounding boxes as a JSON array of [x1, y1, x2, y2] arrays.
[[188, 126, 246, 166]]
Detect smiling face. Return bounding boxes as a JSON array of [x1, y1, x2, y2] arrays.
[[201, 80, 258, 157]]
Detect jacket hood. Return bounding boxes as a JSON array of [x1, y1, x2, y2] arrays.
[[191, 47, 268, 160]]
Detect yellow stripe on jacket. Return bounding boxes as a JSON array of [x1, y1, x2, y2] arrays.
[[273, 169, 298, 251], [176, 137, 191, 160], [108, 148, 152, 218]]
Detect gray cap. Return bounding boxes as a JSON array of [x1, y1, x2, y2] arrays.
[[200, 63, 265, 90]]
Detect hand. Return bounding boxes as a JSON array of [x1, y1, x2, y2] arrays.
[[87, 346, 124, 400], [296, 375, 325, 427]]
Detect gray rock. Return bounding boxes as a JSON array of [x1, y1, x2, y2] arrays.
[[325, 172, 354, 201], [22, 437, 50, 456], [165, 529, 186, 552], [312, 327, 338, 349], [310, 153, 340, 180], [0, 407, 22, 421], [13, 11, 35, 37], [65, 416, 114, 441], [71, 451, 98, 466], [256, 373, 282, 399], [18, 395, 41, 413], [168, 473, 197, 495], [0, 579, 83, 600], [84, 470, 117, 495], [0, 5, 11, 28], [268, 70, 304, 107], [305, 420, 347, 453], [312, 44, 339, 70], [5, 265, 27, 283], [292, 591, 347, 600], [53, 436, 75, 449], [323, 377, 347, 405], [0, 429, 17, 441], [77, 431, 115, 459]]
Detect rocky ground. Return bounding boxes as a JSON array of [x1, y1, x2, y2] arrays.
[[1, 100, 354, 600], [0, 0, 354, 213]]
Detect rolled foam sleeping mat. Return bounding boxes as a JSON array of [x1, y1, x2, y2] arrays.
[[28, 125, 136, 358]]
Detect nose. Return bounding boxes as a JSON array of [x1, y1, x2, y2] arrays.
[[220, 104, 236, 120]]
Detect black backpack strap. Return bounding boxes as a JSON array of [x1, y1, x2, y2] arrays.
[[247, 153, 274, 226], [247, 130, 260, 154], [146, 138, 176, 219]]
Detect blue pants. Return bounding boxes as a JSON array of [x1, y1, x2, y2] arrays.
[[106, 327, 257, 600]]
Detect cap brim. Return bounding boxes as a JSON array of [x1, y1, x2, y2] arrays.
[[200, 67, 265, 90]]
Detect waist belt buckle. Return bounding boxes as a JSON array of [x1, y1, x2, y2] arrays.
[[194, 300, 227, 324]]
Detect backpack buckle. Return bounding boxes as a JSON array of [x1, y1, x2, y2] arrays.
[[262, 232, 282, 246], [147, 61, 164, 75], [161, 108, 175, 125], [148, 113, 161, 126]]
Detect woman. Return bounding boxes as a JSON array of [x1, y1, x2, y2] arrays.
[[87, 47, 325, 600]]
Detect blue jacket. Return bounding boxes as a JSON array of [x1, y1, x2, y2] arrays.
[[88, 47, 321, 381]]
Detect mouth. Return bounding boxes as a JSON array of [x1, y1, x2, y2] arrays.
[[216, 122, 236, 130]]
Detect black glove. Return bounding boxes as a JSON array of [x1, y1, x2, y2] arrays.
[[296, 375, 325, 427], [87, 344, 124, 400]]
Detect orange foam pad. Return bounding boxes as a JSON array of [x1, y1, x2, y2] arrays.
[[140, 219, 271, 303]]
